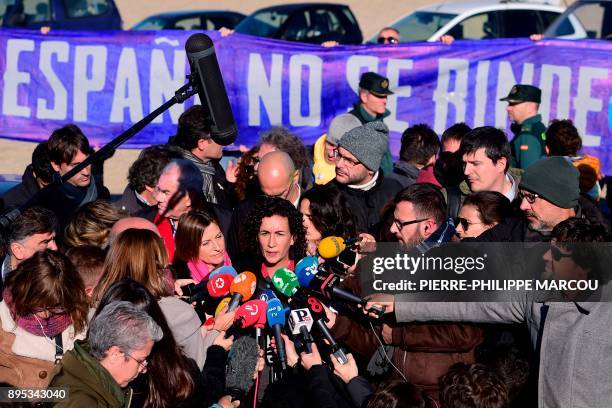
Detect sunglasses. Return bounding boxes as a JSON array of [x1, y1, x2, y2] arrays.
[[377, 36, 399, 44], [550, 245, 573, 261], [455, 217, 484, 232]]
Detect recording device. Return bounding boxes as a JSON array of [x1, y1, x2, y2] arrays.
[[227, 271, 257, 311], [209, 265, 238, 279], [271, 268, 300, 298], [185, 33, 237, 146], [267, 298, 288, 370], [303, 296, 348, 365], [288, 308, 314, 354], [215, 297, 231, 316], [317, 236, 359, 259], [225, 336, 259, 403], [258, 288, 278, 303], [225, 299, 266, 339]]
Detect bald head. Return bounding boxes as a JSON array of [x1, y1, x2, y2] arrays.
[[258, 151, 298, 201], [108, 217, 160, 246]]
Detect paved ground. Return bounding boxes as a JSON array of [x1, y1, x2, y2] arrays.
[[0, 0, 433, 193]]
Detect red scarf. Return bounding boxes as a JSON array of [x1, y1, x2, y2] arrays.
[[3, 289, 72, 337], [154, 213, 176, 263]]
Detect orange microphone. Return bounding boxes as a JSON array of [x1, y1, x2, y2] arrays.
[[227, 271, 257, 311]]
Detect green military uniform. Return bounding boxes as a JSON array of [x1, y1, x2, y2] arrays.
[[500, 84, 547, 170], [349, 72, 394, 174], [509, 114, 547, 169]]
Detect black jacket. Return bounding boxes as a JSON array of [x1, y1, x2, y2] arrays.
[[331, 172, 402, 235], [0, 165, 39, 211], [113, 186, 154, 216]]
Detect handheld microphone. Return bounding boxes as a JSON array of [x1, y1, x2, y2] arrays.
[[288, 308, 314, 354], [271, 268, 300, 298], [258, 288, 278, 302], [295, 256, 320, 287], [304, 296, 348, 365], [317, 236, 359, 259], [225, 299, 266, 338], [215, 297, 231, 316], [209, 265, 238, 279], [227, 271, 257, 311], [307, 269, 365, 307], [225, 336, 259, 403], [185, 33, 237, 146], [206, 274, 233, 298], [267, 298, 288, 370]]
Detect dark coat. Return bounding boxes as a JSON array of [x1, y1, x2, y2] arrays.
[[330, 172, 402, 235], [113, 186, 154, 216], [387, 160, 420, 189], [0, 165, 39, 211]]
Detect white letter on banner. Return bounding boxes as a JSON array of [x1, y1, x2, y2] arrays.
[[73, 46, 107, 122], [433, 58, 468, 134], [574, 66, 607, 147], [150, 49, 186, 124], [474, 60, 490, 127], [248, 53, 282, 126], [36, 41, 69, 120], [110, 48, 143, 123], [495, 62, 534, 128], [289, 54, 322, 127], [346, 56, 378, 95], [385, 58, 412, 132], [538, 64, 571, 125], [2, 39, 34, 117]]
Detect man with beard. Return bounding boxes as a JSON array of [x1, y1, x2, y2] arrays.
[[474, 156, 608, 242]]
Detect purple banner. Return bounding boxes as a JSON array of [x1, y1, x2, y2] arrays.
[[0, 29, 610, 171]]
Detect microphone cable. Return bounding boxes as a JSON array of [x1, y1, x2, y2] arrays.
[[368, 320, 408, 383]]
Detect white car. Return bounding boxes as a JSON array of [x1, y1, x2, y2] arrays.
[[375, 0, 583, 42]]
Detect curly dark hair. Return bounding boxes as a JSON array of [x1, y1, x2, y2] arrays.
[[300, 183, 356, 238], [244, 196, 306, 263], [545, 119, 582, 156], [234, 146, 260, 201]]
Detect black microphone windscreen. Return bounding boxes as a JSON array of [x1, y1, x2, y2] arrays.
[[225, 336, 259, 400], [185, 33, 237, 146]]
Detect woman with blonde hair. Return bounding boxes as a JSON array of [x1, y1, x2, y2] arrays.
[[93, 228, 230, 369], [64, 199, 127, 248], [0, 250, 89, 388]]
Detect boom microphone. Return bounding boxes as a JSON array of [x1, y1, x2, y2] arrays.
[[185, 33, 237, 146]]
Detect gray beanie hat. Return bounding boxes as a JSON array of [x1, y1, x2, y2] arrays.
[[338, 121, 389, 171], [327, 113, 362, 146], [519, 156, 580, 208]]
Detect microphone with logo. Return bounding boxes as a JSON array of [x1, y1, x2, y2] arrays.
[[271, 268, 348, 365], [287, 307, 314, 354], [185, 33, 237, 146], [227, 271, 257, 311], [225, 299, 266, 339], [266, 298, 289, 370], [317, 236, 360, 259]]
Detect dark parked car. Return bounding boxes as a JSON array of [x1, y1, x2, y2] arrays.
[[234, 3, 363, 44], [132, 10, 245, 31], [1, 0, 122, 29]]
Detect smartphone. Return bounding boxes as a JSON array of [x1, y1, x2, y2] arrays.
[[337, 248, 357, 269]]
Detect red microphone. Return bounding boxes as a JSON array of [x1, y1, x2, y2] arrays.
[[227, 271, 257, 311], [207, 274, 232, 298], [225, 299, 266, 338]]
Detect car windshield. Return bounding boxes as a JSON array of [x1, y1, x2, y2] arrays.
[[133, 17, 167, 30], [390, 11, 457, 42], [545, 1, 612, 39], [234, 8, 290, 37]]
